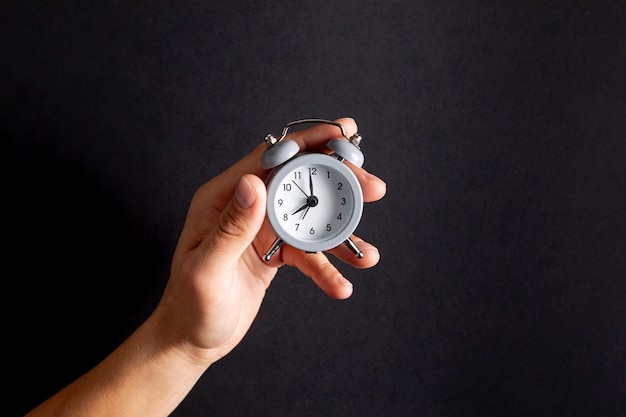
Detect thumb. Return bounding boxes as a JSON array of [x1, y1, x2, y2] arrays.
[[208, 174, 267, 263]]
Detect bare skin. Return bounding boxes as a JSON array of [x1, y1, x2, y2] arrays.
[[25, 117, 386, 417]]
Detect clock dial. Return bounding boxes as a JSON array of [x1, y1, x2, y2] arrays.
[[265, 153, 363, 253], [272, 163, 355, 243]]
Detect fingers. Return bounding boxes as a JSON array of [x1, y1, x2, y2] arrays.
[[201, 174, 267, 270], [347, 161, 387, 203], [288, 117, 359, 153], [213, 117, 385, 205], [275, 236, 380, 299], [284, 248, 354, 300], [327, 236, 381, 268], [209, 117, 384, 300], [217, 117, 359, 188]]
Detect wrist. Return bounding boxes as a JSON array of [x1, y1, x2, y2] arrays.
[[142, 307, 221, 371]]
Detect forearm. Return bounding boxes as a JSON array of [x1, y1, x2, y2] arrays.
[[25, 314, 214, 417]]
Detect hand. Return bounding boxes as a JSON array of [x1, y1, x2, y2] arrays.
[[156, 117, 386, 361], [24, 117, 386, 417]]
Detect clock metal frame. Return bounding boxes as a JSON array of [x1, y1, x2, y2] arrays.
[[261, 119, 365, 261]]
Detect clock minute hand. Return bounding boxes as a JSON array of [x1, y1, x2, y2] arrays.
[[309, 169, 314, 197], [299, 195, 318, 219]]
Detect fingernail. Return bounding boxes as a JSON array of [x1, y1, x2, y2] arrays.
[[365, 171, 386, 186], [235, 176, 256, 209], [357, 241, 377, 253], [336, 274, 353, 288]]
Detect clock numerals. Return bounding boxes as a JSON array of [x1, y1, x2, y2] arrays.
[[268, 159, 360, 253], [276, 165, 352, 237]]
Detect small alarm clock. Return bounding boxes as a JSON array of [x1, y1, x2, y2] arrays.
[[261, 119, 365, 261]]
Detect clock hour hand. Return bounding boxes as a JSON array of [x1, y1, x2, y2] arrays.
[[291, 195, 319, 217], [309, 169, 314, 197], [292, 202, 310, 215]]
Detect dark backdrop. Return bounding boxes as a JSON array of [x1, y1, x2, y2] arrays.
[[5, 1, 625, 416]]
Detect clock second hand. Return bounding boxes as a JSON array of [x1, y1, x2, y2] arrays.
[[291, 173, 318, 219], [292, 195, 318, 219], [291, 179, 309, 217], [292, 180, 308, 197], [292, 178, 314, 219]]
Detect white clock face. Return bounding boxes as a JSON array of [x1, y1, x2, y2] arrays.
[[266, 153, 363, 252]]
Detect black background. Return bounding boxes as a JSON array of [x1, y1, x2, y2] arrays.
[[5, 1, 626, 416]]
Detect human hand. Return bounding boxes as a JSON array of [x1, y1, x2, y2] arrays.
[[152, 117, 386, 363], [23, 118, 386, 417]]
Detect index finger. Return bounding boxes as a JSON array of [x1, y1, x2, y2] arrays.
[[216, 117, 359, 191], [286, 117, 358, 153], [214, 117, 387, 206]]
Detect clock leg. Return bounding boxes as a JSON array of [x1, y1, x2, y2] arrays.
[[343, 238, 364, 258], [263, 237, 284, 261]]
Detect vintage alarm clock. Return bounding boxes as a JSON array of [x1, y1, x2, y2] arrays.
[[261, 119, 365, 261]]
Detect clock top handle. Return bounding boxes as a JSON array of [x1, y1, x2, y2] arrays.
[[262, 119, 364, 169]]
